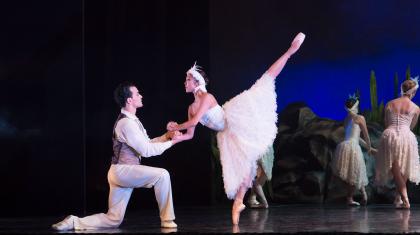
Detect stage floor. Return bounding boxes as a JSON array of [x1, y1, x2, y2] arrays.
[[1, 204, 420, 234]]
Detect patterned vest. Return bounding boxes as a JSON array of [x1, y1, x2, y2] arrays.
[[111, 113, 141, 165]]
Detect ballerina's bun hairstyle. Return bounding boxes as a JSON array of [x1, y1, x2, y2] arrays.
[[196, 70, 209, 85], [345, 96, 359, 109], [402, 79, 417, 93]]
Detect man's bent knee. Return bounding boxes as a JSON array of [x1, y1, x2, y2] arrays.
[[160, 169, 170, 179]]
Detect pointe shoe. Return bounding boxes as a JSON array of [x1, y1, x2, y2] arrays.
[[394, 197, 404, 208], [288, 32, 306, 55], [347, 200, 360, 206], [398, 197, 411, 209], [161, 220, 178, 228], [396, 202, 410, 209], [250, 202, 269, 209], [232, 203, 246, 225], [51, 215, 76, 231], [247, 195, 259, 206], [232, 225, 240, 233]]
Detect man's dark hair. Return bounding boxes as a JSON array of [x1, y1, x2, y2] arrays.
[[114, 81, 136, 108]]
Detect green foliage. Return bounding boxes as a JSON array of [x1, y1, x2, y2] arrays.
[[355, 89, 361, 102], [394, 72, 399, 98], [367, 70, 383, 123], [370, 70, 378, 111], [406, 65, 411, 80]]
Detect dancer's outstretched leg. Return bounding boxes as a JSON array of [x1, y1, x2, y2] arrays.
[[266, 32, 305, 78]]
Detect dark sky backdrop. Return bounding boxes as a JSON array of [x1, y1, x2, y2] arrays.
[[209, 1, 420, 121]]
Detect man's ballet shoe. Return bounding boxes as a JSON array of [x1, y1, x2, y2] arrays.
[[51, 215, 76, 231], [232, 203, 246, 225]]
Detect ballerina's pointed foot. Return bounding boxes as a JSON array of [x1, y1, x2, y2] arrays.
[[288, 32, 306, 55], [397, 197, 411, 209], [232, 203, 246, 225], [347, 199, 360, 207]]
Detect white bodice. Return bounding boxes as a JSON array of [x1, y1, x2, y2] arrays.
[[344, 119, 360, 141], [199, 105, 225, 131], [386, 107, 417, 131]]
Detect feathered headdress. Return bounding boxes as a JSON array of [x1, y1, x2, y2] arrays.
[[401, 76, 419, 97], [187, 62, 207, 93]]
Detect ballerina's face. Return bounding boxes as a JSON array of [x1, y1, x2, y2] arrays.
[[411, 90, 417, 99], [185, 73, 198, 93]]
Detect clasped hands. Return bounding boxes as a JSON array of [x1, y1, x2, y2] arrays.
[[165, 121, 182, 141], [166, 121, 178, 131]]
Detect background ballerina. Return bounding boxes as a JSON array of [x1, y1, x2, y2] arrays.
[[332, 94, 376, 206], [375, 77, 420, 209], [247, 145, 274, 209]]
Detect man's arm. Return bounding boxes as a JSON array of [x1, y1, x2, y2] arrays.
[[151, 131, 183, 143], [151, 133, 170, 143], [118, 119, 173, 158]]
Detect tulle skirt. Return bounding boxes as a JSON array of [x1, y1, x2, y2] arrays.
[[217, 73, 278, 199], [332, 140, 368, 189], [375, 128, 420, 185]]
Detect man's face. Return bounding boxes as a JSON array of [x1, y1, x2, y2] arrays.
[[128, 86, 143, 108]]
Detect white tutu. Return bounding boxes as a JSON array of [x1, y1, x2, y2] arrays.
[[332, 140, 368, 189], [217, 73, 278, 199], [375, 128, 420, 185]]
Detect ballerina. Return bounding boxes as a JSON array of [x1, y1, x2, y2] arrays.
[[332, 94, 376, 206], [247, 145, 274, 209], [167, 32, 305, 224], [376, 77, 420, 209]]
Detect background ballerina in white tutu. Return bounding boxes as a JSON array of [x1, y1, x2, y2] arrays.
[[332, 94, 376, 206], [247, 145, 274, 209], [167, 32, 305, 225], [375, 77, 420, 209]]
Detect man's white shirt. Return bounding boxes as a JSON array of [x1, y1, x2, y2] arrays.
[[114, 109, 172, 158]]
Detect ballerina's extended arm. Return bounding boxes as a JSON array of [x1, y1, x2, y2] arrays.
[[168, 107, 197, 141], [168, 94, 214, 132], [357, 115, 375, 155]]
